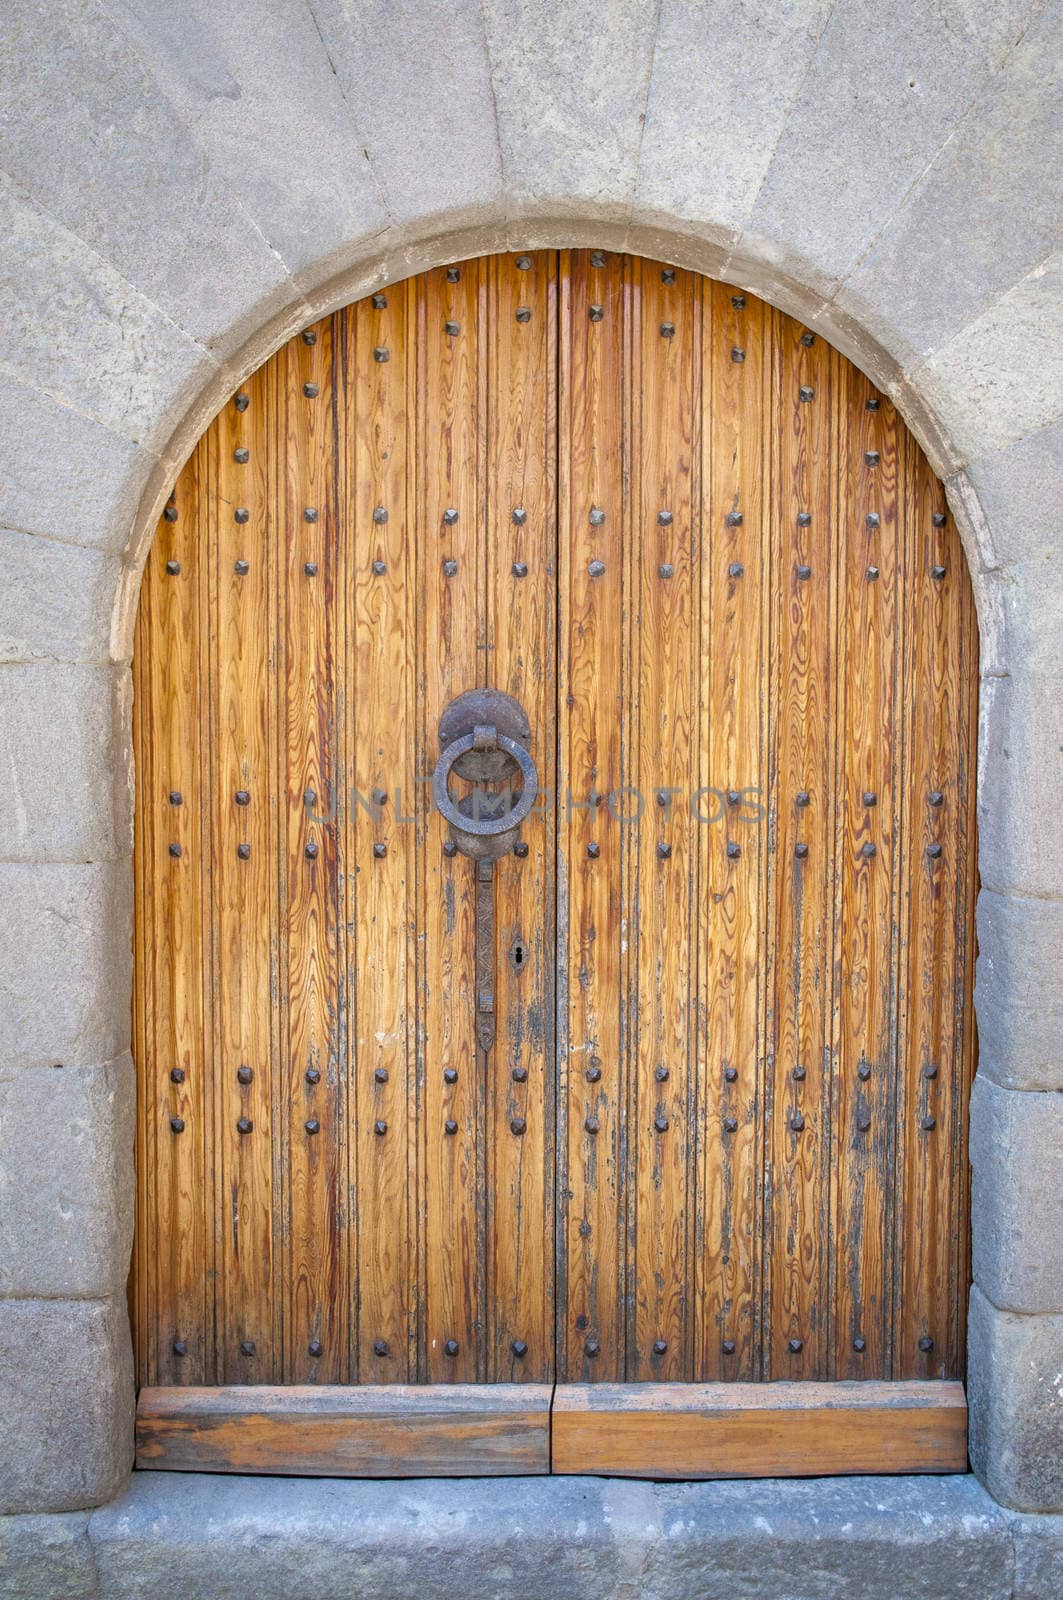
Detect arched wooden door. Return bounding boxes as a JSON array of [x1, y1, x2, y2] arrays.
[[133, 251, 976, 1478]]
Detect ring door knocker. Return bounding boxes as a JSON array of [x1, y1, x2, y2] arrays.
[[432, 689, 538, 1054]]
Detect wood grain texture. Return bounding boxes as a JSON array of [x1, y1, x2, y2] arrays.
[[552, 1381, 967, 1477], [136, 1385, 551, 1476], [133, 254, 978, 1425]]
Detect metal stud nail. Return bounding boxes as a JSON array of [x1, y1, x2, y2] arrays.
[[240, 1340, 255, 1356], [727, 789, 741, 807], [589, 251, 606, 267], [373, 506, 388, 524], [443, 507, 459, 525], [857, 1114, 871, 1132], [170, 1116, 185, 1133], [304, 507, 318, 523], [653, 1339, 668, 1355], [304, 381, 320, 396], [512, 561, 528, 578], [866, 512, 881, 529], [723, 1116, 738, 1133], [656, 843, 672, 863], [918, 1335, 934, 1352], [655, 1066, 669, 1082], [722, 1339, 736, 1355], [797, 511, 812, 527], [446, 267, 461, 283], [445, 1119, 458, 1135], [234, 559, 249, 575], [587, 1065, 602, 1083], [372, 294, 387, 310], [862, 841, 877, 858], [724, 1066, 738, 1083], [513, 841, 529, 859], [305, 840, 319, 860], [444, 320, 460, 337], [589, 506, 606, 526], [512, 1339, 528, 1357], [443, 559, 458, 577], [166, 559, 181, 576], [234, 447, 249, 463], [654, 1115, 669, 1133], [235, 393, 250, 412], [796, 791, 810, 807], [511, 1116, 527, 1136], [657, 510, 673, 527], [515, 256, 532, 271], [857, 1062, 871, 1082], [588, 558, 606, 578], [373, 348, 389, 364], [442, 839, 457, 858], [731, 346, 745, 362], [853, 1337, 866, 1353], [234, 508, 249, 525], [373, 1338, 388, 1356], [932, 512, 947, 528], [169, 842, 182, 858], [865, 451, 880, 466], [928, 790, 944, 807], [800, 332, 815, 347], [726, 841, 741, 859], [306, 1118, 320, 1135], [302, 330, 317, 346], [171, 1067, 185, 1084], [789, 1337, 803, 1353], [308, 1339, 323, 1357], [660, 322, 676, 338], [587, 841, 600, 859], [374, 1119, 387, 1136], [237, 1065, 253, 1085], [237, 1117, 253, 1134], [799, 386, 814, 402], [866, 565, 880, 581], [728, 561, 745, 579], [863, 791, 877, 807], [163, 504, 178, 525], [306, 1068, 321, 1085], [584, 1339, 600, 1357], [585, 1116, 600, 1134], [921, 1115, 936, 1131], [792, 1065, 807, 1081], [658, 562, 674, 579], [444, 1339, 459, 1357], [512, 507, 528, 527], [924, 1063, 938, 1079], [661, 267, 676, 284], [589, 304, 604, 322], [866, 396, 880, 411], [515, 306, 532, 323], [731, 294, 746, 309], [169, 790, 183, 806], [371, 841, 387, 860], [926, 842, 942, 860], [513, 1066, 528, 1083], [797, 564, 812, 581], [375, 1067, 388, 1084], [795, 842, 808, 858], [726, 512, 743, 527], [931, 564, 947, 580], [790, 1112, 805, 1132], [372, 559, 387, 575], [304, 561, 318, 576], [173, 1340, 187, 1356]]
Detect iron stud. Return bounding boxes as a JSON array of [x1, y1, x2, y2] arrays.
[[235, 789, 250, 806], [302, 330, 317, 346], [443, 1068, 458, 1085], [796, 564, 812, 580], [375, 1067, 389, 1084], [722, 1339, 736, 1355], [797, 511, 812, 526], [235, 393, 250, 411], [590, 251, 606, 267], [442, 839, 457, 858], [658, 509, 673, 525], [513, 1066, 528, 1083], [931, 564, 947, 580], [726, 512, 743, 528], [853, 1337, 866, 1353], [304, 561, 318, 576], [918, 1335, 934, 1352], [799, 386, 814, 402], [237, 1065, 253, 1085], [587, 1065, 602, 1082], [305, 840, 319, 860], [512, 561, 528, 578], [724, 1066, 738, 1083], [170, 1116, 185, 1133], [308, 1339, 323, 1357], [371, 294, 387, 309], [375, 1119, 387, 1136], [653, 1339, 668, 1355], [306, 1068, 321, 1085], [788, 1337, 803, 1353], [790, 1112, 805, 1132], [921, 1115, 937, 1131], [513, 840, 529, 857], [443, 507, 459, 525], [863, 791, 877, 807], [926, 842, 942, 859], [373, 506, 388, 524], [857, 1063, 871, 1082], [169, 842, 182, 858], [792, 1065, 806, 1081], [588, 559, 606, 577], [589, 305, 604, 322], [661, 267, 675, 284], [660, 322, 676, 338], [864, 451, 879, 466], [589, 506, 606, 526], [800, 332, 815, 347], [237, 1117, 253, 1135], [658, 562, 674, 579], [512, 507, 527, 525], [511, 1116, 526, 1136], [173, 1340, 187, 1356], [866, 565, 880, 581], [515, 256, 532, 270], [241, 1340, 255, 1356], [866, 396, 880, 411], [932, 512, 947, 528], [795, 842, 808, 858], [304, 507, 317, 523], [171, 1067, 185, 1084], [515, 307, 531, 323], [731, 295, 746, 309], [723, 1115, 738, 1132], [373, 1338, 388, 1356], [373, 841, 387, 859], [857, 1114, 871, 1132], [164, 504, 178, 523], [165, 559, 181, 576], [303, 382, 319, 396], [657, 841, 671, 859], [728, 561, 744, 578], [233, 447, 249, 463], [443, 558, 458, 577], [512, 1339, 528, 1357], [444, 1339, 459, 1357], [584, 1339, 600, 1357], [726, 841, 741, 859], [372, 350, 388, 365], [924, 1063, 938, 1080], [234, 559, 249, 575], [372, 559, 387, 575], [444, 320, 460, 336], [654, 1115, 669, 1133], [655, 1066, 669, 1082], [585, 1116, 600, 1134], [169, 791, 183, 806], [866, 512, 880, 528], [446, 267, 460, 283], [305, 1118, 320, 1135], [444, 1119, 458, 1135], [928, 790, 944, 807], [796, 791, 810, 807], [234, 508, 249, 525], [731, 346, 745, 362], [862, 841, 877, 858]]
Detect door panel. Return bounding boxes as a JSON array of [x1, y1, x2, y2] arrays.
[[133, 251, 977, 1460]]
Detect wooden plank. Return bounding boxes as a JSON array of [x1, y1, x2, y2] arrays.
[[696, 280, 769, 1380], [136, 1385, 552, 1476], [763, 314, 838, 1379], [345, 283, 418, 1381], [483, 250, 557, 1381], [417, 260, 486, 1381], [551, 1381, 967, 1477], [278, 318, 346, 1382], [629, 257, 698, 1379], [557, 247, 629, 1380], [208, 366, 280, 1383]]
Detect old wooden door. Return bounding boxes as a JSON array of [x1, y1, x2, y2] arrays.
[[133, 251, 976, 1478]]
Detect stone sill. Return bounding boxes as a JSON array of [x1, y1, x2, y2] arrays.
[[4, 1470, 1062, 1599]]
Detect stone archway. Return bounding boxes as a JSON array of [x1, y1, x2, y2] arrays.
[[0, 6, 1059, 1576]]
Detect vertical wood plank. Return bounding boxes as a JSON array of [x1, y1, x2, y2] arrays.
[[483, 250, 558, 1382], [346, 283, 418, 1382], [418, 260, 486, 1381], [697, 283, 770, 1380], [557, 247, 629, 1381], [629, 258, 698, 1380], [763, 314, 838, 1379], [278, 320, 346, 1383], [209, 368, 279, 1384]]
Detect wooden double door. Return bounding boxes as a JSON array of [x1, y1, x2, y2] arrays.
[[133, 251, 976, 1477]]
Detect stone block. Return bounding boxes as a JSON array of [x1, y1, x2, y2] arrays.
[[968, 1284, 1063, 1512], [0, 1055, 134, 1299], [985, 553, 1063, 683], [0, 531, 119, 665], [107, 0, 388, 287], [1013, 1512, 1063, 1599], [976, 890, 1063, 1092], [0, 664, 127, 861], [305, 0, 502, 234], [0, 862, 132, 1070], [965, 419, 1063, 568], [87, 1470, 1012, 1600], [970, 1074, 1063, 1313], [0, 1297, 133, 1515], [0, 0, 293, 354], [482, 0, 657, 210], [0, 1511, 96, 1600], [837, 2, 1062, 365], [911, 253, 1063, 464], [0, 372, 150, 553], [977, 674, 1063, 898], [744, 0, 1032, 295], [637, 0, 832, 237], [0, 171, 217, 457]]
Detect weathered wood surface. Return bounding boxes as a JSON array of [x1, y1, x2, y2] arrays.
[[551, 1381, 968, 1477], [133, 251, 977, 1408], [136, 1385, 552, 1476]]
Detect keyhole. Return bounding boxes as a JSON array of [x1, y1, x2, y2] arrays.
[[509, 936, 527, 973]]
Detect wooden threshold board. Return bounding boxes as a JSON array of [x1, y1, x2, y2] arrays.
[[136, 1385, 552, 1477], [551, 1382, 968, 1478]]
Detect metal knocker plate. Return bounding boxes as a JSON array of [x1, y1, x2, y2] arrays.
[[433, 729, 538, 838], [432, 688, 538, 860]]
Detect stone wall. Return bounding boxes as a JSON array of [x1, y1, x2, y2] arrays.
[[0, 0, 1059, 1556]]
